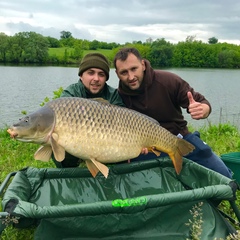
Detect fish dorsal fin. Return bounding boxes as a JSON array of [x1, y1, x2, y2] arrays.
[[34, 145, 52, 162], [51, 133, 65, 162], [88, 158, 109, 178]]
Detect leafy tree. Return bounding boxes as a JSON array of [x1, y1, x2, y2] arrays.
[[0, 32, 9, 61], [46, 36, 60, 48], [111, 44, 150, 65], [63, 48, 69, 63], [148, 38, 174, 67], [7, 32, 49, 63], [108, 42, 120, 49], [122, 43, 151, 59], [1, 30, 240, 68], [59, 38, 75, 47], [89, 40, 100, 50], [72, 39, 84, 60], [60, 31, 75, 47], [208, 37, 218, 44], [217, 43, 240, 68], [145, 37, 153, 44], [172, 40, 217, 68], [149, 45, 174, 67], [7, 32, 28, 62], [132, 40, 143, 45], [200, 44, 218, 68], [60, 31, 73, 39], [186, 35, 197, 43], [218, 49, 237, 68], [22, 32, 49, 63], [99, 41, 108, 49], [81, 40, 90, 50]]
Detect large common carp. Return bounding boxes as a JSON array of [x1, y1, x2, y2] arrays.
[[7, 97, 195, 178]]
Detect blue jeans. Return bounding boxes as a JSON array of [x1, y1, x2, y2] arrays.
[[183, 131, 232, 178], [131, 131, 232, 178]]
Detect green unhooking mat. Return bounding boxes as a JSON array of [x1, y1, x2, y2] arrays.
[[0, 157, 239, 239]]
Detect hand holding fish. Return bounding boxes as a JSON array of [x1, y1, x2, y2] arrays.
[[187, 92, 210, 120], [141, 148, 148, 155]]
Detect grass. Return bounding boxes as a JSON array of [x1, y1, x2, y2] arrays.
[[83, 49, 113, 58], [48, 48, 114, 65], [0, 123, 240, 239], [48, 48, 112, 58], [48, 47, 74, 58], [0, 128, 55, 182], [189, 123, 240, 155]]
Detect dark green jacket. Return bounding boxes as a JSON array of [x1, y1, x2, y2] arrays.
[[61, 80, 125, 107]]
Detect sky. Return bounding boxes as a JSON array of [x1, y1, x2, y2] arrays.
[[0, 0, 240, 45]]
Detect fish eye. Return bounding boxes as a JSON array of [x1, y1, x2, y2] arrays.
[[24, 117, 29, 123]]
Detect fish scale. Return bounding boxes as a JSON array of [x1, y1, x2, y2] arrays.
[[7, 97, 195, 178]]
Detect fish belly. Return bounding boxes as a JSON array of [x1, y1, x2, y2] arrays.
[[48, 97, 178, 163]]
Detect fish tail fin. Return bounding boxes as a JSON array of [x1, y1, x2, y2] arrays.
[[168, 151, 183, 175], [168, 138, 195, 175]]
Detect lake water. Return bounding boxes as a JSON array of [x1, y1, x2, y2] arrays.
[[1, 65, 240, 129]]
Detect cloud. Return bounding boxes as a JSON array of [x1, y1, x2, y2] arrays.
[[0, 0, 240, 44]]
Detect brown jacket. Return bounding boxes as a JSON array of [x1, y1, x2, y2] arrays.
[[118, 60, 211, 136]]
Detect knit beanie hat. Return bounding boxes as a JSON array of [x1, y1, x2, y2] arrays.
[[78, 53, 110, 80]]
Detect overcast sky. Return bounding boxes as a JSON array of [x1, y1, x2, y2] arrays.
[[0, 0, 239, 45]]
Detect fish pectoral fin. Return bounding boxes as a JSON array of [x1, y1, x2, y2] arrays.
[[52, 132, 59, 142], [89, 158, 109, 178], [50, 135, 65, 162], [34, 146, 52, 162], [148, 147, 161, 157]]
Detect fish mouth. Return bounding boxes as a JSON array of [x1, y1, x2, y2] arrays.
[[7, 128, 18, 139], [7, 128, 34, 143]]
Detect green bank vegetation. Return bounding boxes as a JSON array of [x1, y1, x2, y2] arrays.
[[1, 31, 240, 68], [0, 123, 240, 239]]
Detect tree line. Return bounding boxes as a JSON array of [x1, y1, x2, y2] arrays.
[[0, 31, 240, 68]]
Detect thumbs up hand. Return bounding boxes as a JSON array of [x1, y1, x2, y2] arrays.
[[187, 92, 210, 120]]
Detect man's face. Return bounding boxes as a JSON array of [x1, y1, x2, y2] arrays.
[[80, 68, 107, 94], [115, 53, 145, 90]]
